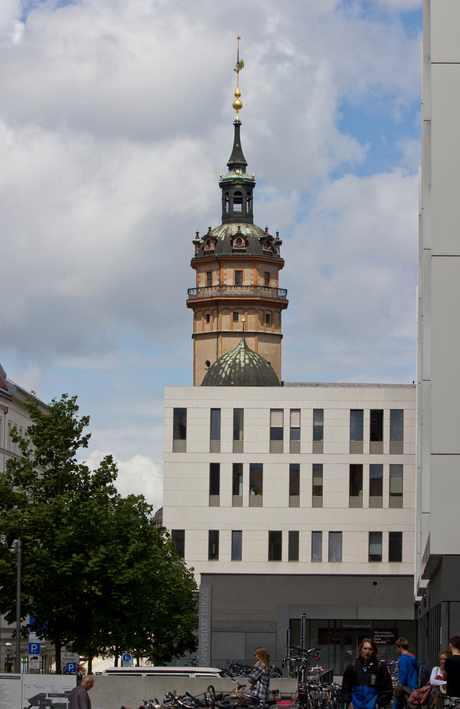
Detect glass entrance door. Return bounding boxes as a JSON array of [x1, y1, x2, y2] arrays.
[[340, 630, 370, 674]]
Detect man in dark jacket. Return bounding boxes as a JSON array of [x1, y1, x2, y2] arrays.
[[342, 638, 393, 709], [69, 675, 94, 709]]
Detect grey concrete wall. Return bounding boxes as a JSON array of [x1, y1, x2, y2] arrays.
[[89, 676, 298, 709]]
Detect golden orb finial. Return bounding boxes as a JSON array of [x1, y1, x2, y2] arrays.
[[232, 35, 244, 119]]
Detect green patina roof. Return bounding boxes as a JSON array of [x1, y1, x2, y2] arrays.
[[201, 335, 280, 387]]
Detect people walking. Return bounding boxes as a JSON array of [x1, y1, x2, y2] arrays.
[[249, 647, 270, 704], [394, 637, 418, 709], [443, 636, 460, 697], [341, 638, 393, 709]]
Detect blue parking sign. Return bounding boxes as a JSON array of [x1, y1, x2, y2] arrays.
[[66, 662, 77, 674], [28, 642, 40, 655]]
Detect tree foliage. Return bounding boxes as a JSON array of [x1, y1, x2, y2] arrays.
[[0, 395, 197, 671]]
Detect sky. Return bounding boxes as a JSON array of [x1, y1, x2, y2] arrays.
[[0, 0, 422, 511]]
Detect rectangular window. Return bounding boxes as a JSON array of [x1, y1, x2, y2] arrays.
[[390, 410, 404, 454], [270, 409, 283, 453], [233, 311, 239, 322], [232, 531, 242, 561], [312, 532, 322, 562], [370, 409, 383, 453], [390, 464, 403, 508], [266, 312, 271, 326], [289, 463, 300, 496], [210, 409, 221, 440], [173, 408, 187, 440], [173, 408, 186, 452], [313, 409, 324, 441], [233, 409, 244, 440], [171, 530, 185, 559], [264, 272, 270, 287], [268, 531, 282, 561], [249, 463, 263, 497], [206, 271, 212, 286], [290, 409, 300, 440], [349, 464, 363, 497], [329, 532, 342, 562], [350, 409, 363, 453], [209, 463, 220, 496], [235, 270, 243, 285], [369, 464, 383, 496], [208, 530, 219, 560], [389, 531, 403, 562], [312, 463, 323, 497], [232, 463, 243, 496], [369, 531, 383, 562], [289, 531, 299, 562]]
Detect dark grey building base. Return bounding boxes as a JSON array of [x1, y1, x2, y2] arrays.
[[201, 573, 416, 675]]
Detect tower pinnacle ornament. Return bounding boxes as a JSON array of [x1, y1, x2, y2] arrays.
[[232, 36, 244, 118]]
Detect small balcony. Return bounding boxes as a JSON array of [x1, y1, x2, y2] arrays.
[[187, 285, 288, 300]]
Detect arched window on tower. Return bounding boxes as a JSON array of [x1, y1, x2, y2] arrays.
[[246, 192, 252, 212], [233, 191, 243, 212], [224, 193, 230, 213]]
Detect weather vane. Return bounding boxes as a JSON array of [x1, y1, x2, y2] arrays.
[[232, 35, 244, 119]]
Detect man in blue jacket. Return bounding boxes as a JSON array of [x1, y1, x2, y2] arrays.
[[342, 638, 393, 709], [394, 637, 418, 709]]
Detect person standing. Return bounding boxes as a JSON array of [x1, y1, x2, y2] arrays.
[[394, 637, 418, 709], [249, 647, 270, 704], [443, 636, 460, 697], [69, 675, 94, 709], [341, 638, 393, 709]]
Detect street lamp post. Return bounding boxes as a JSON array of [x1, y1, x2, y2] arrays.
[[6, 532, 22, 674]]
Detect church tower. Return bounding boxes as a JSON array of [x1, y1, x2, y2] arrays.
[[187, 39, 288, 385]]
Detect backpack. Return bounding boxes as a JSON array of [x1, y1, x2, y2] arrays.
[[418, 663, 430, 689]]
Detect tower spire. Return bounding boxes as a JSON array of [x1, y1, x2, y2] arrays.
[[232, 35, 244, 119]]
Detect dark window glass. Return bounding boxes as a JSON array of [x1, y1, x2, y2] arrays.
[[235, 270, 243, 285], [289, 464, 300, 496], [268, 531, 282, 561], [233, 311, 239, 322], [210, 409, 221, 441], [264, 272, 270, 287], [390, 464, 403, 496], [389, 531, 403, 562], [313, 409, 324, 441], [173, 408, 186, 440], [370, 464, 383, 497], [350, 410, 364, 442], [312, 532, 322, 562], [289, 531, 299, 561], [208, 530, 219, 560], [171, 530, 184, 559], [266, 312, 271, 325], [270, 409, 283, 440], [312, 463, 323, 497], [205, 313, 210, 324], [349, 464, 363, 497], [290, 409, 300, 441], [329, 532, 342, 562], [250, 463, 263, 496], [209, 463, 220, 496], [370, 409, 383, 442], [233, 191, 243, 211], [390, 410, 404, 442], [232, 463, 243, 496], [206, 271, 212, 286], [233, 409, 244, 441], [369, 532, 382, 562], [232, 531, 242, 560]]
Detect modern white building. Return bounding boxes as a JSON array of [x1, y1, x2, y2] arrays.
[[416, 0, 460, 665]]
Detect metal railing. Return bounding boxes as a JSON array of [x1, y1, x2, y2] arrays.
[[187, 285, 288, 300]]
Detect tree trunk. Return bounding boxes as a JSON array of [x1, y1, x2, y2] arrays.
[[136, 652, 140, 667], [87, 653, 93, 675], [54, 637, 62, 674], [114, 649, 119, 667]]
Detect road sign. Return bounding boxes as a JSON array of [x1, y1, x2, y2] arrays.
[[29, 656, 40, 669], [28, 643, 40, 655], [66, 662, 77, 674], [61, 651, 79, 663], [122, 653, 132, 666]]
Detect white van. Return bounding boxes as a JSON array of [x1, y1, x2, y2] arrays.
[[102, 666, 228, 679]]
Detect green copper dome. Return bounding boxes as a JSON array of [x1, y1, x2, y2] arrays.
[[201, 336, 280, 387]]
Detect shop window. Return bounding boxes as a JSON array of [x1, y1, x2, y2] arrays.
[[313, 409, 323, 454], [171, 530, 185, 559], [350, 410, 363, 454], [349, 464, 363, 507], [312, 532, 322, 562], [268, 531, 282, 561], [390, 410, 404, 454], [232, 531, 242, 560], [289, 531, 299, 562], [173, 408, 186, 452], [208, 530, 219, 560], [328, 532, 342, 562], [389, 532, 403, 562], [369, 532, 383, 562]]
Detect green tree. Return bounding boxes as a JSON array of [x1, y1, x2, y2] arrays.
[[0, 395, 197, 672]]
